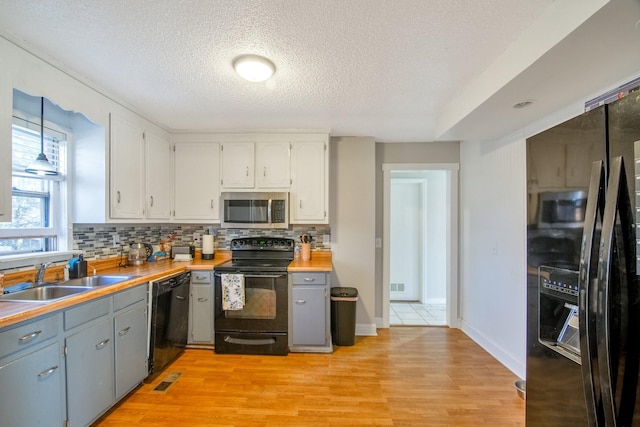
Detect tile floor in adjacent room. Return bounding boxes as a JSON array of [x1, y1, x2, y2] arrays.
[[390, 301, 446, 326]]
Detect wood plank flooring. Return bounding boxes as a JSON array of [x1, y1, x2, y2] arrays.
[[94, 328, 524, 426]]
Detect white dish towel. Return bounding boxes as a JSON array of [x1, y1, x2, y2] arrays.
[[221, 273, 245, 311]]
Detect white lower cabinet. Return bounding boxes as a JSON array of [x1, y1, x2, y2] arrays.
[[289, 272, 332, 352], [188, 271, 214, 345]]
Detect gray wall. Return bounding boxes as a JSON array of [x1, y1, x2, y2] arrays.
[[330, 136, 377, 334], [375, 142, 460, 318]]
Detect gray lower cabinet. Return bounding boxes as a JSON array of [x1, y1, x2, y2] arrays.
[[0, 282, 149, 427], [114, 298, 148, 400], [188, 271, 214, 345], [66, 318, 115, 427], [0, 340, 65, 426], [289, 272, 332, 352]]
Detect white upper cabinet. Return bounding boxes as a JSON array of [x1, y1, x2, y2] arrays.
[[220, 142, 254, 189], [145, 131, 172, 219], [110, 114, 145, 219], [109, 113, 172, 221], [256, 141, 291, 188], [174, 141, 221, 221], [290, 137, 329, 224]]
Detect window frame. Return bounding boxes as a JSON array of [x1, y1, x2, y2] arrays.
[[0, 111, 71, 257]]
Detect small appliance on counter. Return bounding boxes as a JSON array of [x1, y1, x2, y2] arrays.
[[128, 243, 153, 266], [171, 244, 195, 260]]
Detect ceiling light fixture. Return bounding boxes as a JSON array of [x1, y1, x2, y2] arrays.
[[25, 97, 58, 176], [233, 54, 275, 82]]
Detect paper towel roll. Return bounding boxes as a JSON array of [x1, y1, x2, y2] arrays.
[[202, 234, 215, 259]]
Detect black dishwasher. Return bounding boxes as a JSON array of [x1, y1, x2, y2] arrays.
[[147, 271, 190, 382]]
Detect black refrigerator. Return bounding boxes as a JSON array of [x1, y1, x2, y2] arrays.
[[526, 89, 640, 425]]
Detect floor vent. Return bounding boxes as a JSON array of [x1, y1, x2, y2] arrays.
[[152, 371, 182, 393], [390, 282, 405, 292]]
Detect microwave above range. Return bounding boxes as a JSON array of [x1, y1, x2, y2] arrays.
[[220, 192, 289, 229]]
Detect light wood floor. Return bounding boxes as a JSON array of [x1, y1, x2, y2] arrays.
[[95, 328, 524, 426]]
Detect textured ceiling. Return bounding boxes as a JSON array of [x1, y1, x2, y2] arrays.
[[0, 1, 638, 142]]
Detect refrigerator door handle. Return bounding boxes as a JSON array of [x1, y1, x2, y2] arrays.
[[578, 160, 606, 427], [596, 156, 639, 426]]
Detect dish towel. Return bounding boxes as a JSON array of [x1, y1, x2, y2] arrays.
[[221, 273, 245, 310]]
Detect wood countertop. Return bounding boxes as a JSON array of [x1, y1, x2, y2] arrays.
[[0, 250, 331, 330]]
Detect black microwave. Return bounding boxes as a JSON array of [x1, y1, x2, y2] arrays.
[[220, 192, 289, 229]]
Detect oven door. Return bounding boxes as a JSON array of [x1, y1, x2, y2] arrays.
[[214, 272, 289, 355]]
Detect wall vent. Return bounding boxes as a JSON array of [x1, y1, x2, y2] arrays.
[[390, 282, 405, 292]]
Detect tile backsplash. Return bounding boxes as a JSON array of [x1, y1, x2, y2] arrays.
[[72, 224, 331, 259]]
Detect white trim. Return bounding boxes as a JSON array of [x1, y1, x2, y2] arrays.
[[355, 323, 378, 336], [382, 163, 459, 329], [460, 319, 524, 377], [0, 250, 76, 270]]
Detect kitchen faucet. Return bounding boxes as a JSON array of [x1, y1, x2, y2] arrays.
[[35, 262, 53, 285]]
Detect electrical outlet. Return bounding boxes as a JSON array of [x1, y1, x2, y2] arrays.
[[193, 232, 201, 242], [323, 234, 330, 245], [112, 235, 120, 247]]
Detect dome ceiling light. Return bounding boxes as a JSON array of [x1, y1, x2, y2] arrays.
[[233, 54, 276, 82]]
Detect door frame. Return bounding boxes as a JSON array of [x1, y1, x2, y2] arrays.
[[382, 163, 459, 328]]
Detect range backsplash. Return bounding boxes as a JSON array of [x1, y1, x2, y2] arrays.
[[72, 224, 331, 260]]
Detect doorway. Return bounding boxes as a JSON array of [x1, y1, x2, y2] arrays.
[[382, 163, 459, 328]]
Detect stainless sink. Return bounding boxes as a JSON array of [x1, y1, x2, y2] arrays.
[[0, 285, 92, 302], [63, 275, 136, 287]]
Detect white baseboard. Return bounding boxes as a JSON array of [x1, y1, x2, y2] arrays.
[[460, 319, 525, 379], [355, 323, 378, 336]]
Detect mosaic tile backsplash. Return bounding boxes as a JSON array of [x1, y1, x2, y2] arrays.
[[72, 224, 331, 259]]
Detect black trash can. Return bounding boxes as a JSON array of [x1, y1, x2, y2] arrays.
[[330, 287, 358, 346]]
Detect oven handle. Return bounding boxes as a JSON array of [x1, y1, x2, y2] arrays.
[[215, 273, 285, 279], [223, 335, 276, 346]]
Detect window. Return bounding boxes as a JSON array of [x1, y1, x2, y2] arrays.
[[0, 113, 68, 255]]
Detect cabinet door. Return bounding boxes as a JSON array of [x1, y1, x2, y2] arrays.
[[174, 142, 221, 221], [256, 141, 290, 188], [189, 283, 214, 344], [115, 303, 148, 399], [0, 342, 65, 426], [110, 114, 145, 219], [66, 319, 114, 427], [290, 140, 328, 223], [221, 142, 255, 188], [292, 287, 327, 346], [146, 131, 172, 219]]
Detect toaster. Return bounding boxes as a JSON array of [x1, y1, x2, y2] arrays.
[[171, 245, 195, 259]]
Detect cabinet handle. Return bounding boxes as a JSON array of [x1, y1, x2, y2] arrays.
[[211, 199, 214, 209], [119, 326, 131, 336], [198, 297, 208, 302], [150, 196, 154, 207], [299, 200, 302, 208], [246, 167, 249, 177], [37, 365, 59, 378], [195, 275, 207, 280], [175, 295, 186, 300], [263, 166, 266, 177], [19, 330, 42, 342], [95, 338, 110, 350], [303, 277, 315, 282], [117, 191, 121, 203], [295, 299, 306, 304]]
